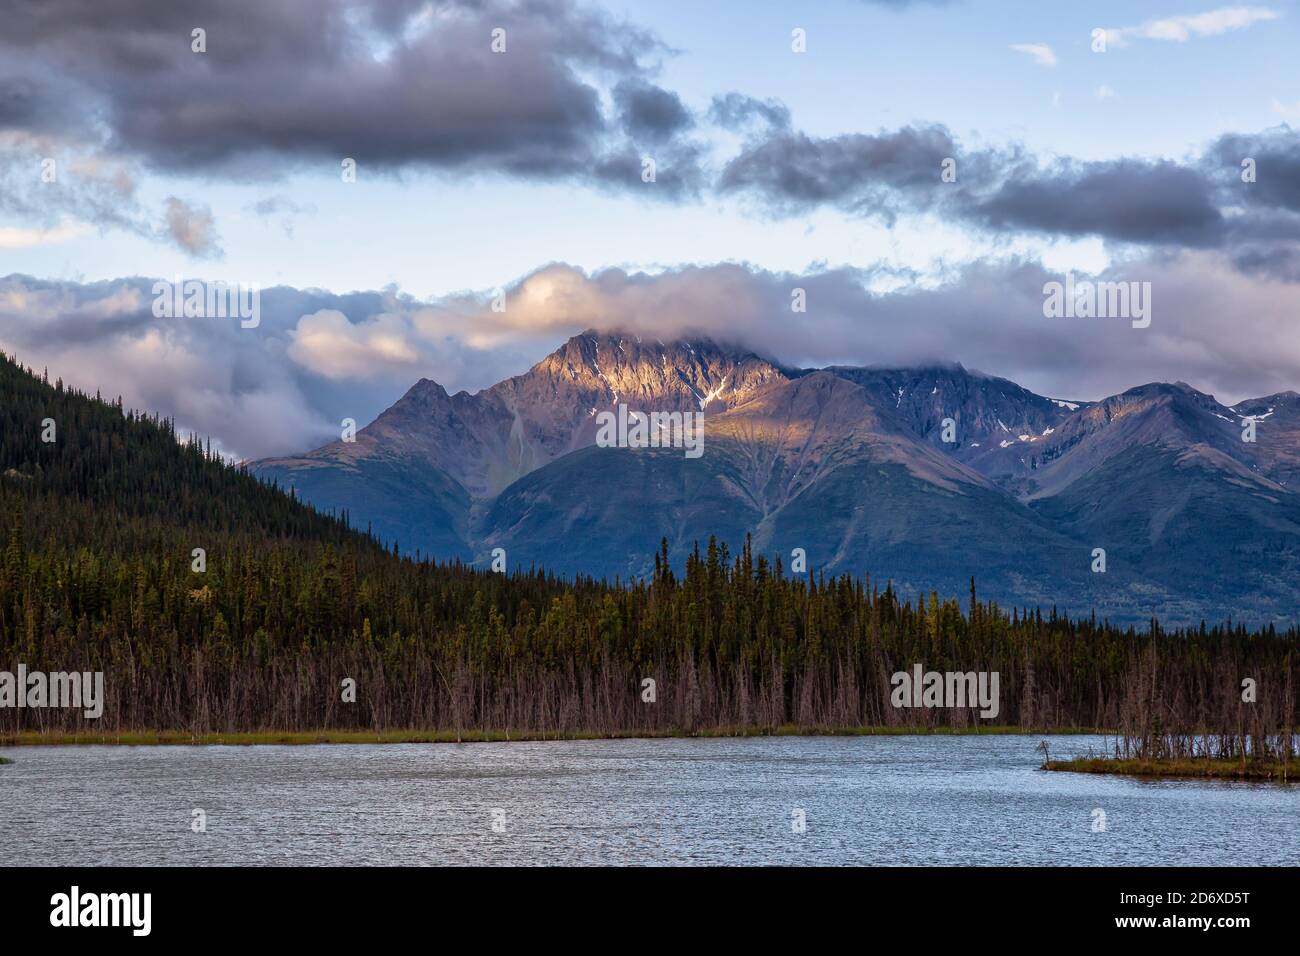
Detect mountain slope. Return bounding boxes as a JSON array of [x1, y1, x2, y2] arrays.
[[1029, 442, 1300, 623], [478, 367, 1170, 617], [0, 353, 361, 547], [250, 332, 1300, 626], [824, 364, 1089, 495], [254, 332, 787, 556], [1233, 390, 1300, 489]]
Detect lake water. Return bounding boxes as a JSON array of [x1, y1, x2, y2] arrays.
[[1, 735, 1296, 866]]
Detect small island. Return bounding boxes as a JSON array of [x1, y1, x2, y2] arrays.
[[1040, 728, 1298, 782], [1043, 756, 1297, 782]]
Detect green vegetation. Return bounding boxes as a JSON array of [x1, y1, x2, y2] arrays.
[[1, 725, 1103, 747], [1044, 757, 1299, 782], [1, 352, 1296, 758]]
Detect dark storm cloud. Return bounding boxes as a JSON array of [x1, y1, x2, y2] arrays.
[[613, 80, 693, 142], [0, 77, 63, 132], [1207, 128, 1300, 214], [971, 159, 1225, 246], [707, 93, 791, 133], [4, 0, 1298, 265], [590, 144, 706, 199], [0, 0, 696, 188], [717, 114, 1300, 271], [1231, 244, 1300, 281], [718, 124, 1008, 222]]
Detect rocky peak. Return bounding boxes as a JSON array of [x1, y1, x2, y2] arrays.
[[520, 329, 786, 412]]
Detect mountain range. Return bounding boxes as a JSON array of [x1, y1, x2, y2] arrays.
[[252, 331, 1300, 626]]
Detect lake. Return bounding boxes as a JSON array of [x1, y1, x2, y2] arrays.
[[1, 735, 1296, 865]]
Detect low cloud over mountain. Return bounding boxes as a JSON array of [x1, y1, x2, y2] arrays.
[[4, 250, 1300, 459]]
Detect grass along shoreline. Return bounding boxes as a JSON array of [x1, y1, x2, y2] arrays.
[[1044, 756, 1299, 782], [6, 734, 1294, 782], [0, 725, 1106, 747]]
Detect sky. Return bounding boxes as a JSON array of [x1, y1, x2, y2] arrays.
[[2, 0, 1300, 459]]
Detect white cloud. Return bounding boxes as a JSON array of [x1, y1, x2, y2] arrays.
[[1103, 6, 1279, 47], [1095, 84, 1116, 100], [5, 251, 1300, 463], [1010, 43, 1057, 67], [0, 221, 91, 248], [162, 197, 221, 258], [288, 309, 425, 381]]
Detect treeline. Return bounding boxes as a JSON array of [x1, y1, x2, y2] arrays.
[[0, 352, 1296, 753]]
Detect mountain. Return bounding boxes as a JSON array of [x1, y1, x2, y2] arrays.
[[1232, 390, 1300, 489], [1023, 383, 1300, 623], [251, 331, 1300, 625], [824, 364, 1089, 496], [254, 333, 785, 559], [9, 351, 1296, 741]]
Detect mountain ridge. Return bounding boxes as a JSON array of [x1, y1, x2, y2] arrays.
[[251, 330, 1300, 624]]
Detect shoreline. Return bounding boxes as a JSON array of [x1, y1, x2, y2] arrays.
[[1043, 756, 1299, 782], [0, 725, 1106, 747]]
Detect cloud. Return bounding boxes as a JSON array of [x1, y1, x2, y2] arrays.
[[162, 197, 221, 257], [0, 134, 144, 234], [1010, 43, 1057, 67], [0, 133, 230, 257], [708, 93, 792, 133], [970, 158, 1223, 246], [0, 0, 1287, 257], [715, 114, 1300, 268], [717, 124, 984, 221], [467, 257, 1300, 406], [0, 0, 703, 195], [5, 252, 1299, 464], [1206, 126, 1300, 217], [288, 309, 425, 380], [247, 196, 316, 218], [245, 195, 318, 238], [0, 275, 391, 460], [1103, 6, 1280, 47], [0, 221, 91, 248], [613, 79, 693, 143]]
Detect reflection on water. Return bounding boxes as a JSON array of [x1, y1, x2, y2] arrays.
[[1, 735, 1296, 865]]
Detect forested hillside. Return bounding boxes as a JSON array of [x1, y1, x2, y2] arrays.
[[1, 353, 1296, 759]]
